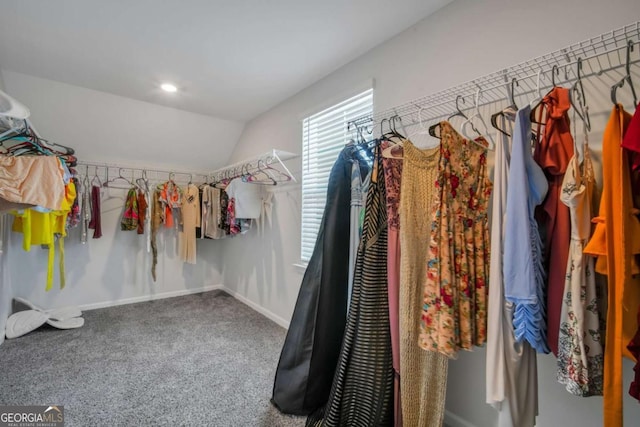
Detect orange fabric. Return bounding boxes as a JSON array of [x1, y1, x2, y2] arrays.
[[533, 87, 574, 356], [584, 105, 640, 427]]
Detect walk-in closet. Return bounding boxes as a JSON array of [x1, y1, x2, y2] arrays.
[[2, 1, 640, 426]]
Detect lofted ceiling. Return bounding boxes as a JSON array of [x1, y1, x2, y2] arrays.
[[0, 0, 451, 122]]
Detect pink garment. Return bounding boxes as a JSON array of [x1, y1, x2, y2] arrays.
[[0, 156, 65, 210], [381, 140, 403, 427]]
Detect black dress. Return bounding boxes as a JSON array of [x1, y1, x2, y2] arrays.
[[271, 147, 362, 415], [307, 146, 394, 426]]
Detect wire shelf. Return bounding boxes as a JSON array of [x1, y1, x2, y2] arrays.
[[350, 21, 640, 128]]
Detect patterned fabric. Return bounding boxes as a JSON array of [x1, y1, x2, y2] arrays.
[[556, 137, 604, 396], [219, 189, 230, 234], [121, 188, 139, 231], [150, 190, 163, 282], [381, 140, 403, 427], [306, 146, 393, 427], [227, 197, 240, 235], [419, 121, 492, 357], [66, 177, 81, 229], [137, 190, 147, 235]]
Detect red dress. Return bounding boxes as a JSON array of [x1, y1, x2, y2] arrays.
[[533, 87, 574, 356]]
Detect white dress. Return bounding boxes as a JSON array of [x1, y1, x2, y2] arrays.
[[556, 138, 604, 396], [486, 109, 538, 427]]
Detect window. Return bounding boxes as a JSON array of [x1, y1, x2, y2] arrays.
[[300, 88, 374, 263]]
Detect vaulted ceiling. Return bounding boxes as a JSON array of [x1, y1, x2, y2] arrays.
[[0, 0, 451, 122]]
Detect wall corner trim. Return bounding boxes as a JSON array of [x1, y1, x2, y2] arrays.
[[444, 410, 480, 427], [220, 287, 290, 329], [78, 284, 224, 311]]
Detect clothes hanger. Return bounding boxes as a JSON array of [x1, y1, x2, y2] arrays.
[[570, 58, 592, 132], [491, 78, 519, 137], [104, 168, 136, 189], [611, 40, 638, 107], [381, 113, 411, 159], [136, 170, 150, 193], [529, 69, 544, 108], [531, 65, 562, 125], [460, 88, 495, 150], [90, 166, 103, 187], [429, 95, 468, 139]]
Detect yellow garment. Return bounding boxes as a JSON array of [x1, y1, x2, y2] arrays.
[[12, 181, 76, 290], [398, 140, 448, 427], [584, 106, 640, 427]]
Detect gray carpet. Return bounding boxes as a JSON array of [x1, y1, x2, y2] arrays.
[[0, 290, 305, 427]]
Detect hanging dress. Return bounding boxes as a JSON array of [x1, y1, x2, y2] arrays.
[[503, 105, 550, 354], [179, 183, 200, 264], [533, 87, 575, 355], [419, 121, 492, 357], [556, 131, 604, 397], [398, 140, 448, 427], [306, 146, 393, 427], [583, 105, 640, 427], [272, 147, 355, 416], [381, 140, 403, 427], [621, 103, 640, 403], [486, 108, 538, 427]]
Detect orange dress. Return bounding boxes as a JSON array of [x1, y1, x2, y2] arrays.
[[584, 105, 640, 427]]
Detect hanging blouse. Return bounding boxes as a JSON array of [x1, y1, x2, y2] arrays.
[[158, 181, 182, 228], [583, 105, 640, 427], [503, 105, 550, 354], [419, 121, 492, 357]]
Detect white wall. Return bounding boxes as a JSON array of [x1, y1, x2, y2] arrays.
[[0, 71, 228, 342], [221, 0, 640, 425]]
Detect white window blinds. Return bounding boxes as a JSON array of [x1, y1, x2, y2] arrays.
[[300, 88, 373, 263]]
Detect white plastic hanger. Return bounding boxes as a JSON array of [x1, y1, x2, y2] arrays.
[[529, 69, 544, 108], [460, 88, 495, 150], [0, 90, 30, 120]]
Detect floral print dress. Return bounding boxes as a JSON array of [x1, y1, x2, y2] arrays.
[[556, 137, 604, 396], [419, 121, 492, 358]]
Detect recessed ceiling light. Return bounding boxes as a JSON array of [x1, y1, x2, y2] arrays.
[[161, 83, 178, 93]]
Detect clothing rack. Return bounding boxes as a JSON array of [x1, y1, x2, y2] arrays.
[[210, 149, 298, 185], [77, 161, 211, 186], [349, 20, 640, 131]]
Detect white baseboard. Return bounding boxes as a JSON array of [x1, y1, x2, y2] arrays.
[[445, 411, 479, 427], [220, 287, 290, 329], [79, 284, 224, 311], [46, 284, 289, 330]]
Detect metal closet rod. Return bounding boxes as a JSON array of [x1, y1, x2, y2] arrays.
[[350, 20, 640, 127], [211, 150, 298, 183], [77, 161, 211, 183]]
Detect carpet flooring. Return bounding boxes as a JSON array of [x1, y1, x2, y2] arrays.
[[0, 290, 305, 427]]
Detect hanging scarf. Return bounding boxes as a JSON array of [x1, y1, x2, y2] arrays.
[[121, 188, 139, 231]]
